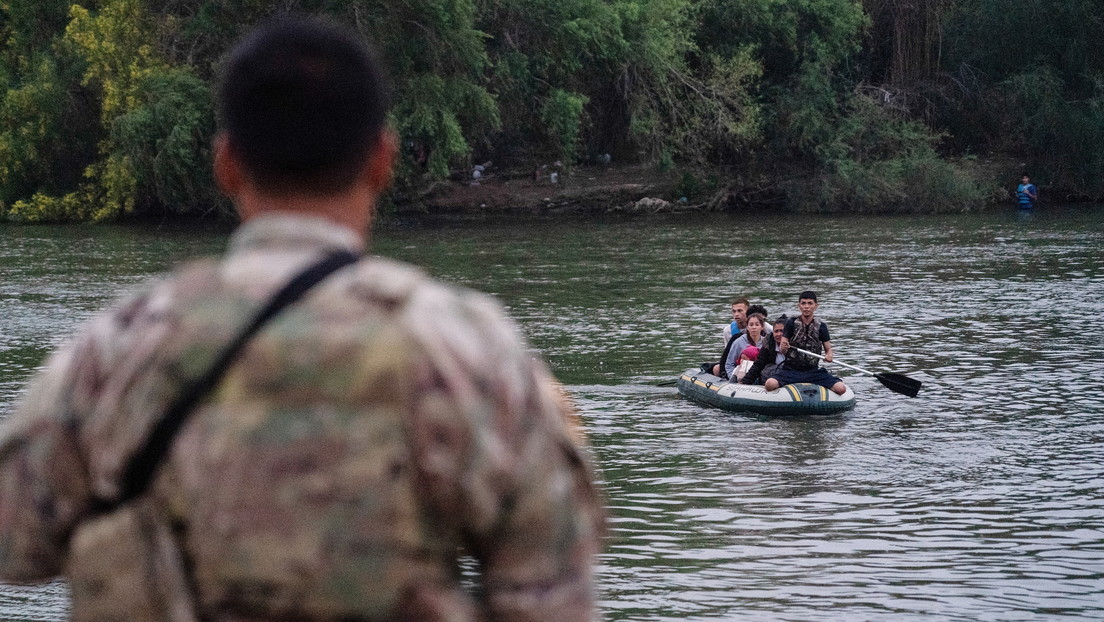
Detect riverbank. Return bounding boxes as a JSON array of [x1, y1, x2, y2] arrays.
[[389, 157, 1036, 216], [393, 163, 692, 215], [1, 157, 1065, 225]]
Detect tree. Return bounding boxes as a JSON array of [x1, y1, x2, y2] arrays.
[[352, 0, 500, 180], [940, 0, 1104, 196], [4, 0, 218, 221], [862, 0, 951, 86]]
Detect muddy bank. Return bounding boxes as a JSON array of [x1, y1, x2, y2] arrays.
[[387, 158, 1065, 217], [392, 163, 703, 215]]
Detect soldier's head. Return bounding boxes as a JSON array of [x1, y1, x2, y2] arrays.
[[214, 16, 394, 221]]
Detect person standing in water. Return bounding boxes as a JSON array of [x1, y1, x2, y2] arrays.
[[1017, 173, 1038, 209]]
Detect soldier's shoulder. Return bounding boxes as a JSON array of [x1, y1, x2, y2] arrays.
[[354, 256, 508, 319], [351, 256, 528, 361], [112, 256, 222, 301], [102, 258, 223, 324]]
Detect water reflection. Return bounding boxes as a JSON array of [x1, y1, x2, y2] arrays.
[[2, 207, 1103, 620]]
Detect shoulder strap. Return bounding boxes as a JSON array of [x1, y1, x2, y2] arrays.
[[111, 250, 360, 507], [717, 331, 740, 377]]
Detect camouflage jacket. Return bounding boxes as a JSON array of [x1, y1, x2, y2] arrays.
[[0, 214, 604, 622]]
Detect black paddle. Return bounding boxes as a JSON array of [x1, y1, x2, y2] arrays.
[[790, 347, 922, 397]]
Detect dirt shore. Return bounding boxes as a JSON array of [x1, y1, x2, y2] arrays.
[[395, 163, 688, 214]]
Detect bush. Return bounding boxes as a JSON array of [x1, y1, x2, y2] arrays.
[[783, 90, 992, 212], [541, 89, 588, 162], [112, 68, 218, 216]]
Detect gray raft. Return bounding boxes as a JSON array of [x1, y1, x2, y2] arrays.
[[677, 368, 856, 416]]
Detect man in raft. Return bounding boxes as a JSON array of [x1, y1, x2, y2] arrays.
[[721, 297, 749, 345], [765, 290, 850, 395]]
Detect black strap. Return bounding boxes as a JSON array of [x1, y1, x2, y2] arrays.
[[110, 249, 359, 507], [716, 331, 740, 378]]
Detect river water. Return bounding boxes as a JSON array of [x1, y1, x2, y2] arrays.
[[1, 207, 1103, 620]]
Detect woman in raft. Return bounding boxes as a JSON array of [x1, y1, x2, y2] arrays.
[[724, 312, 766, 379]]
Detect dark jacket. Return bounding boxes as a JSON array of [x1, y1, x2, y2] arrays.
[[740, 333, 782, 385], [713, 330, 741, 379]]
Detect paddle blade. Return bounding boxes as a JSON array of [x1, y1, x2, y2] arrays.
[[875, 372, 922, 397]]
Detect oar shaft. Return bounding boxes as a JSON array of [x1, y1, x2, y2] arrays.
[[790, 347, 922, 397], [790, 346, 877, 376]]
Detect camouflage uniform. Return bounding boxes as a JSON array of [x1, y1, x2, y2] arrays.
[[0, 214, 605, 622]]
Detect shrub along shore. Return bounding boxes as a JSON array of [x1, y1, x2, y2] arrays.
[[394, 157, 1031, 217], [3, 1, 1101, 222]]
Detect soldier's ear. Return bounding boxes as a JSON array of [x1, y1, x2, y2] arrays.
[[362, 129, 398, 194], [213, 134, 244, 198]]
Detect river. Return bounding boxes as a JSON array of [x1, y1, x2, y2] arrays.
[[1, 206, 1103, 620]]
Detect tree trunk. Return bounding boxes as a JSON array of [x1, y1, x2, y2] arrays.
[[863, 0, 951, 86]]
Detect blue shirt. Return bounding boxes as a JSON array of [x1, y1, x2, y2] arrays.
[[1017, 183, 1037, 209]]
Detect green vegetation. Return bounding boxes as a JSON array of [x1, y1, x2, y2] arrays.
[[0, 0, 1098, 221]]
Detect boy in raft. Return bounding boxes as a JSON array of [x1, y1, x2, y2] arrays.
[[765, 291, 849, 396]]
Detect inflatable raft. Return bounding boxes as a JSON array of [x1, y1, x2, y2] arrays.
[[677, 368, 856, 416]]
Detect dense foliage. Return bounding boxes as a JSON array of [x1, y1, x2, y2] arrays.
[[0, 0, 1096, 221]]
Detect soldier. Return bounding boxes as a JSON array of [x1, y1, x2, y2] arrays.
[[0, 16, 604, 622]]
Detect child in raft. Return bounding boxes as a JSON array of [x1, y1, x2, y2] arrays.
[[732, 344, 760, 382]]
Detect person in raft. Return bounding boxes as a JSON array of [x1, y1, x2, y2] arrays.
[[739, 314, 788, 386], [738, 345, 760, 364], [1016, 173, 1038, 209], [712, 303, 767, 378], [721, 297, 749, 346], [764, 291, 849, 395], [724, 312, 766, 379]]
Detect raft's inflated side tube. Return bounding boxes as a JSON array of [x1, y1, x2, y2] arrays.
[[676, 368, 856, 416]]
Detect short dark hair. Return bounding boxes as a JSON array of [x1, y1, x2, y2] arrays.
[[773, 314, 788, 326], [217, 16, 391, 194], [747, 304, 768, 318], [731, 298, 750, 308], [798, 290, 817, 302]]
